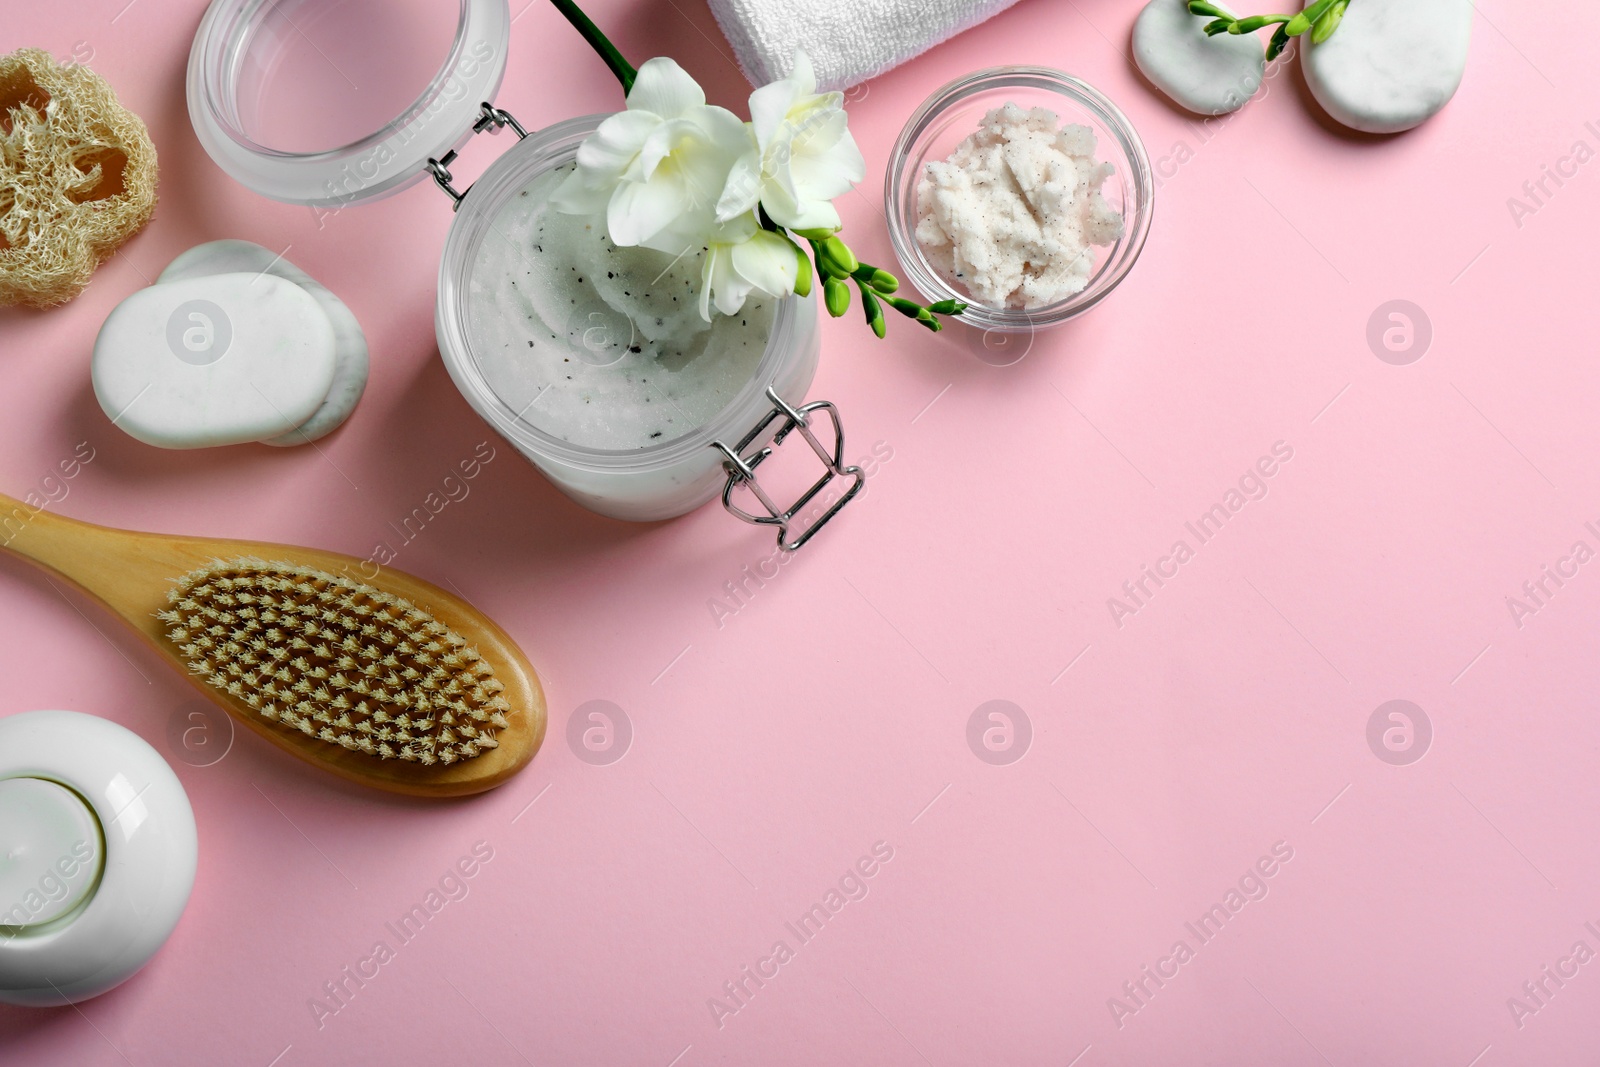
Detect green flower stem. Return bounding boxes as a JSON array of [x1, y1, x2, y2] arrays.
[[547, 0, 637, 94], [802, 236, 962, 335], [885, 295, 937, 326], [543, 0, 965, 342], [1188, 0, 1349, 60]]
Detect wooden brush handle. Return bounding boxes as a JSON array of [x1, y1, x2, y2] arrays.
[[0, 491, 546, 797], [0, 492, 191, 632]]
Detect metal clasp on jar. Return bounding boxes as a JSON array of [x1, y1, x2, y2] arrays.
[[712, 388, 866, 552], [427, 102, 529, 209]]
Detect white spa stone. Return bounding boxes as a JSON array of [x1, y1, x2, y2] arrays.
[[915, 104, 1125, 310], [158, 241, 368, 445], [1133, 0, 1267, 115], [1303, 0, 1471, 134], [467, 164, 775, 451], [93, 272, 337, 450]]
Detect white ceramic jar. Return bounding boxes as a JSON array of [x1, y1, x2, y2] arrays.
[[0, 711, 198, 1006], [186, 0, 862, 545]]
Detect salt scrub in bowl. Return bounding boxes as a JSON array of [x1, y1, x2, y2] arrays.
[[915, 104, 1125, 310], [470, 163, 775, 449]]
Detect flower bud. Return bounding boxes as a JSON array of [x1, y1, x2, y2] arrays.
[[793, 244, 814, 297], [1311, 1, 1346, 43], [865, 268, 899, 293], [823, 276, 851, 317], [860, 288, 885, 337], [821, 236, 859, 274]]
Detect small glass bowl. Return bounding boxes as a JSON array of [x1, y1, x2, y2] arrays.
[[885, 66, 1154, 335]]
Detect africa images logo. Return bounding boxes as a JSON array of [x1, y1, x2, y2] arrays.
[[166, 299, 232, 365]]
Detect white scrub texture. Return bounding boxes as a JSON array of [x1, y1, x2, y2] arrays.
[[469, 165, 775, 451], [915, 104, 1125, 310]]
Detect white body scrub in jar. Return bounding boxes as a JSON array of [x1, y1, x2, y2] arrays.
[[188, 0, 859, 541], [915, 104, 1125, 310], [468, 163, 775, 451], [440, 120, 825, 524]]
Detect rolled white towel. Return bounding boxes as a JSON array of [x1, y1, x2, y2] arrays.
[[707, 0, 1026, 90]]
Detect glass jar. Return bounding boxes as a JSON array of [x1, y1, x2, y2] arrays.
[[436, 116, 821, 523], [185, 0, 862, 547], [885, 67, 1154, 336]]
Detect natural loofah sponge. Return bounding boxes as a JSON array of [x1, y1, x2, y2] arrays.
[[0, 48, 157, 307]]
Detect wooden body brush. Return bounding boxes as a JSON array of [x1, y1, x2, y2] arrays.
[[0, 492, 545, 797]]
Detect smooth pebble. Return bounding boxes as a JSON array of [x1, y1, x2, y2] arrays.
[[1303, 0, 1471, 134], [93, 273, 337, 450], [1133, 0, 1266, 116], [158, 241, 368, 445]]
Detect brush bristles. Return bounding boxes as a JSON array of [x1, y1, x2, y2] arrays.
[[157, 558, 509, 766]]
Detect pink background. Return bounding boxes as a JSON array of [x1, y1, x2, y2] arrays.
[[3, 1, 1598, 1064]]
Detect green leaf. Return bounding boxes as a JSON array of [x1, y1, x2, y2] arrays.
[[927, 299, 967, 316], [1204, 17, 1233, 35]]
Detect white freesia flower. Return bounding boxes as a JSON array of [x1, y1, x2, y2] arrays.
[[552, 54, 832, 320], [716, 50, 866, 233], [697, 216, 799, 320], [551, 57, 750, 249]]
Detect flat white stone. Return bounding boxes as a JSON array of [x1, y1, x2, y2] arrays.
[[1303, 0, 1471, 133], [158, 241, 369, 445], [93, 273, 337, 450], [1134, 0, 1266, 116]]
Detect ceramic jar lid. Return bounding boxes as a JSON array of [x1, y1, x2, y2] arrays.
[[0, 778, 103, 927], [0, 711, 198, 1006]]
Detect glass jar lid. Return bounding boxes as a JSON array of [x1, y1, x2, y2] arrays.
[[186, 0, 510, 206]]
